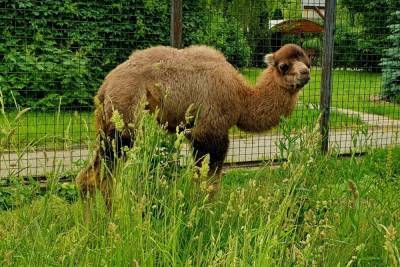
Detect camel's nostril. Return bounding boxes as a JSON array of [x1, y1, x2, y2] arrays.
[[300, 68, 310, 75]]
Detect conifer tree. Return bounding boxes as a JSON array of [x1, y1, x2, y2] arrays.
[[381, 11, 400, 103]]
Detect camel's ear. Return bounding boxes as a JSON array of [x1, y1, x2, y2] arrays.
[[264, 54, 275, 66]]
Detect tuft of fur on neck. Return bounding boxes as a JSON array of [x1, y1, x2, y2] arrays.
[[236, 67, 299, 132]]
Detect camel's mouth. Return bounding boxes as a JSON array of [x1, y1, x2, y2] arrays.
[[296, 75, 310, 88]]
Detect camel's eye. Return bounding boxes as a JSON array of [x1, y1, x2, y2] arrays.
[[279, 63, 289, 75]]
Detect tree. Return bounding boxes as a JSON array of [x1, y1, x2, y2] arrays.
[[340, 0, 397, 71], [380, 11, 400, 103]]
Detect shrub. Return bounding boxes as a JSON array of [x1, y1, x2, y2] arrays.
[[0, 0, 172, 109], [333, 27, 359, 69], [340, 0, 398, 72], [0, 32, 94, 109], [190, 11, 251, 67]]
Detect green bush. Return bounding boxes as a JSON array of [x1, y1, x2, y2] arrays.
[[340, 0, 398, 72], [0, 0, 171, 109], [302, 38, 321, 52], [0, 32, 94, 108], [190, 11, 251, 67], [0, 178, 41, 210], [333, 27, 359, 69]]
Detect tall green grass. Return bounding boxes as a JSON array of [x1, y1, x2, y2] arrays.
[[1, 110, 399, 266]]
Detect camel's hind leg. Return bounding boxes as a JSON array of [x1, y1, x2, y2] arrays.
[[75, 150, 103, 219], [76, 128, 134, 212], [100, 128, 134, 210]]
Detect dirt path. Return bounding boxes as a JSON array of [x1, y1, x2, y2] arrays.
[[1, 127, 399, 178]]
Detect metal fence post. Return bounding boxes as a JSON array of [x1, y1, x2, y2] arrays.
[[320, 0, 336, 153], [170, 0, 183, 48]]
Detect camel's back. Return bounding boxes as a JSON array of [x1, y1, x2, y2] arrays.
[[101, 45, 244, 133], [128, 45, 231, 70]]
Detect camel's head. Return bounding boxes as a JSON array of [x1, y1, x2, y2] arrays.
[[264, 44, 311, 93]]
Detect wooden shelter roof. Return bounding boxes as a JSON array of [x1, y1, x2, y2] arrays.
[[271, 19, 323, 34]]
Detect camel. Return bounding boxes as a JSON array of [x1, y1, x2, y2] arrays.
[[76, 43, 311, 208]]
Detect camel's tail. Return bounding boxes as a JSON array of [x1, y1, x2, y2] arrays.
[[76, 88, 108, 199]]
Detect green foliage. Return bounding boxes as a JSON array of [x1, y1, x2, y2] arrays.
[[302, 37, 321, 51], [380, 11, 400, 103], [230, 1, 273, 66], [0, 178, 41, 210], [0, 32, 93, 108], [340, 0, 398, 71], [56, 182, 78, 204], [333, 27, 359, 69], [191, 10, 251, 67], [0, 0, 171, 109], [136, 112, 181, 179]]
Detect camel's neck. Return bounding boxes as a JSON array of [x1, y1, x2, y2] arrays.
[[236, 68, 298, 132]]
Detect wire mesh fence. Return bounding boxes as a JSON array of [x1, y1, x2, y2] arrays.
[[0, 0, 399, 178]]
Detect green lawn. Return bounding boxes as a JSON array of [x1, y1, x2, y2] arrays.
[[1, 118, 399, 265], [0, 111, 95, 151]]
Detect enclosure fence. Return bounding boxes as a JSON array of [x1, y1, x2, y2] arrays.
[[0, 0, 399, 178]]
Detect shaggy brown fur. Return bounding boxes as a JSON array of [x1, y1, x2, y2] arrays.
[[77, 44, 310, 208]]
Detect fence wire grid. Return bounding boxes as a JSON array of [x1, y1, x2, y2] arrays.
[[0, 0, 399, 178]]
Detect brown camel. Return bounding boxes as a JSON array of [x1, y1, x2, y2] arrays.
[[77, 44, 311, 208]]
